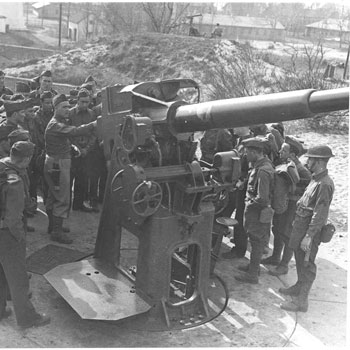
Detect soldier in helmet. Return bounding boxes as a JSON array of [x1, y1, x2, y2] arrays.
[[280, 145, 334, 312], [234, 136, 275, 284]]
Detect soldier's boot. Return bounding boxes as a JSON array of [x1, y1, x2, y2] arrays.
[[279, 281, 302, 296], [238, 264, 260, 276], [280, 281, 312, 312], [261, 237, 283, 265], [62, 219, 70, 233], [270, 246, 294, 276], [46, 209, 53, 234], [235, 244, 262, 284], [51, 216, 73, 244]]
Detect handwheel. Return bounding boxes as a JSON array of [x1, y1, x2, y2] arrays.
[[131, 181, 162, 217]]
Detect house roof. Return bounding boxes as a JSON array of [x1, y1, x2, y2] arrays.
[[194, 14, 284, 30], [32, 1, 51, 10], [306, 18, 350, 32], [69, 12, 89, 24]]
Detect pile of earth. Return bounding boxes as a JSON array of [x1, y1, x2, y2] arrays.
[[4, 32, 278, 98]]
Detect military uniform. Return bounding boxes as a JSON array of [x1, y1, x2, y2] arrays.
[[280, 145, 334, 312], [44, 116, 95, 220], [0, 143, 49, 328], [200, 128, 233, 163], [235, 137, 275, 283], [29, 87, 57, 103], [69, 104, 97, 210], [265, 136, 311, 274]]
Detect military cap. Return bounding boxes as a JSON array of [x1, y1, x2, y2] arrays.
[[5, 98, 40, 114], [271, 122, 284, 136], [8, 129, 30, 143], [242, 136, 267, 150], [80, 83, 93, 92], [284, 135, 305, 156], [11, 141, 35, 158], [10, 94, 25, 101], [15, 81, 31, 94], [40, 91, 53, 100], [40, 70, 52, 78], [77, 88, 90, 98], [1, 94, 14, 101], [4, 100, 25, 114], [53, 93, 68, 107], [304, 145, 334, 158], [249, 124, 268, 135], [84, 75, 96, 83]]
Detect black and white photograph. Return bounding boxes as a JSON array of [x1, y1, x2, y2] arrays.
[[0, 0, 348, 347]]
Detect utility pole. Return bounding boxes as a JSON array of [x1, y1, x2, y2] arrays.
[[343, 44, 350, 81], [58, 3, 62, 48], [66, 2, 71, 38]]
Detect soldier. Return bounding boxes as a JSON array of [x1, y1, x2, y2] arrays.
[[280, 145, 334, 312], [44, 94, 96, 244], [0, 100, 31, 141], [0, 141, 50, 328], [30, 91, 54, 202], [250, 124, 280, 163], [222, 126, 251, 259], [265, 136, 311, 276], [15, 81, 31, 97], [211, 23, 223, 38], [69, 88, 97, 212], [0, 71, 13, 96], [29, 70, 58, 102], [200, 128, 233, 164], [235, 137, 275, 284]]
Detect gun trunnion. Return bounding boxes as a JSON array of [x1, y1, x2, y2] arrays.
[[45, 79, 349, 330]]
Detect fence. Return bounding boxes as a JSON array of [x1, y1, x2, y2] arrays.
[[0, 44, 54, 61], [5, 75, 75, 95]]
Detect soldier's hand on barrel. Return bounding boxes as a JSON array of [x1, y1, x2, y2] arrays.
[[300, 235, 312, 252]]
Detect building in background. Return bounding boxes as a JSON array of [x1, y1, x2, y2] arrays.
[[0, 2, 26, 30], [193, 14, 285, 42], [305, 18, 350, 44], [68, 12, 101, 42]]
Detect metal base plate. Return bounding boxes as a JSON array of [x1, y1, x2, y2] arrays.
[[44, 258, 151, 321], [114, 274, 227, 331]]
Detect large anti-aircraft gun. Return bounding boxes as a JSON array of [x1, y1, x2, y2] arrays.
[[45, 79, 349, 330]]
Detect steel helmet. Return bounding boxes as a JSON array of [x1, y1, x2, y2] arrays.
[[304, 145, 334, 158]]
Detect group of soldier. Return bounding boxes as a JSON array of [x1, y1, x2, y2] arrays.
[[0, 67, 335, 330], [200, 123, 334, 313], [0, 69, 101, 329]]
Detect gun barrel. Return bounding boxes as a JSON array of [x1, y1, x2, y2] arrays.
[[169, 88, 349, 134]]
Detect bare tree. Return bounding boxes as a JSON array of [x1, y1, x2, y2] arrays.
[[141, 2, 189, 34], [204, 43, 272, 100]]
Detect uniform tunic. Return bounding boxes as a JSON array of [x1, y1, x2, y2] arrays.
[[69, 106, 97, 208], [44, 116, 94, 218], [244, 157, 275, 247], [0, 159, 40, 326], [289, 169, 334, 283]]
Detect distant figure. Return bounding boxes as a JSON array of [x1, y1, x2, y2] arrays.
[[189, 25, 201, 37], [211, 23, 223, 38]]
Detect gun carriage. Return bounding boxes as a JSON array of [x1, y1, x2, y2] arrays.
[[45, 79, 349, 330]]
